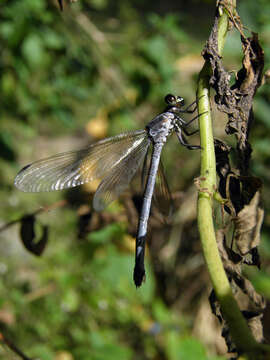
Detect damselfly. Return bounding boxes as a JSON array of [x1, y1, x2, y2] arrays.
[[14, 94, 200, 287]]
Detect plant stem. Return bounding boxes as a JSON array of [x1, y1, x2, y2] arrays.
[[196, 3, 269, 358]]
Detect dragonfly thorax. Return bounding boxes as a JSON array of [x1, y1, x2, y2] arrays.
[[146, 112, 177, 144]]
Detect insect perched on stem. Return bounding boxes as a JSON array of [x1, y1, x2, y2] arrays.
[[14, 94, 200, 287]]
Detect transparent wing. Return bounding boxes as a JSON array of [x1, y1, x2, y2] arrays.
[[154, 160, 173, 217], [14, 130, 147, 193], [141, 146, 150, 192], [141, 149, 172, 217], [93, 136, 150, 211]]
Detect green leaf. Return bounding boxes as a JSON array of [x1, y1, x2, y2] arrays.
[[22, 33, 47, 68], [61, 289, 80, 312], [42, 29, 64, 50], [251, 271, 270, 299], [255, 98, 270, 129], [167, 335, 209, 360], [88, 223, 125, 245], [88, 332, 133, 360]]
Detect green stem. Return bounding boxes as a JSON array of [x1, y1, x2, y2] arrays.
[[196, 3, 270, 358]]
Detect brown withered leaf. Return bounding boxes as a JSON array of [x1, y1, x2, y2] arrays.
[[234, 191, 264, 255], [20, 215, 35, 246], [239, 33, 264, 93], [223, 174, 262, 216], [216, 231, 265, 309], [20, 215, 48, 256], [203, 27, 264, 172], [242, 311, 264, 343]]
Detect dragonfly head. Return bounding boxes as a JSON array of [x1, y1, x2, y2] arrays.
[[164, 94, 185, 108]]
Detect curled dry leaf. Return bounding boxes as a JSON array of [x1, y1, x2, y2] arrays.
[[20, 215, 48, 256], [240, 34, 264, 93], [203, 27, 264, 172], [234, 191, 264, 256]]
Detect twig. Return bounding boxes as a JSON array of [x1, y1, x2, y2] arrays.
[[0, 200, 67, 233], [0, 332, 34, 360]]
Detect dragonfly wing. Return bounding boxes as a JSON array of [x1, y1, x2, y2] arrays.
[[14, 130, 147, 193], [154, 160, 173, 217], [93, 136, 150, 211], [141, 145, 150, 191]]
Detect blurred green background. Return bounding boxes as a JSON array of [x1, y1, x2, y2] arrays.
[[1, 0, 270, 359]]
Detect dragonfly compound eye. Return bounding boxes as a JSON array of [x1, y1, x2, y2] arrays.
[[164, 94, 176, 105]]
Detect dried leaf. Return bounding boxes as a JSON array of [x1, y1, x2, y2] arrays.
[[20, 215, 35, 246], [234, 191, 264, 255], [20, 215, 48, 256], [240, 34, 264, 93], [217, 231, 265, 308], [242, 311, 264, 343]]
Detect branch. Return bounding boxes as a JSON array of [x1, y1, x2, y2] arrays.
[[196, 1, 270, 358], [0, 332, 33, 360], [0, 200, 67, 233]]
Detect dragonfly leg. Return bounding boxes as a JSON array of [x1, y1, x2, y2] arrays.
[[183, 113, 200, 126], [179, 95, 205, 114], [179, 95, 207, 119], [179, 99, 197, 114], [182, 127, 199, 136], [176, 128, 201, 150], [184, 110, 208, 127]]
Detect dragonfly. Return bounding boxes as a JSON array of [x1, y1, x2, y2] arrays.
[[14, 94, 200, 287]]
